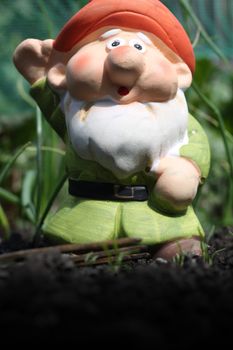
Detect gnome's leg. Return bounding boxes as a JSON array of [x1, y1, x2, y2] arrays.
[[152, 156, 200, 214]]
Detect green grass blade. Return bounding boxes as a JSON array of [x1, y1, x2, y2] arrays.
[[179, 0, 228, 64], [37, 0, 54, 37], [0, 187, 19, 204], [21, 170, 37, 223], [27, 146, 65, 156], [0, 141, 32, 185], [0, 204, 10, 239], [189, 104, 233, 145], [35, 107, 43, 222], [38, 123, 64, 218], [33, 172, 67, 246]]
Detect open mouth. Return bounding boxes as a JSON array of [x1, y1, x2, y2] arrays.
[[117, 86, 130, 96]]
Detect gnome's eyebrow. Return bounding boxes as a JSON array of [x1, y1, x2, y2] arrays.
[[100, 29, 122, 40], [136, 32, 152, 45]]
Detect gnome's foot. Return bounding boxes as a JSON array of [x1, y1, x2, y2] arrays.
[[152, 237, 202, 261]]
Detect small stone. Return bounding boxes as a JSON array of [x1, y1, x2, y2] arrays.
[[155, 257, 168, 264]]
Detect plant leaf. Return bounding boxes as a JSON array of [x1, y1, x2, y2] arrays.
[[0, 141, 32, 185], [0, 187, 19, 204], [21, 170, 36, 223], [0, 204, 10, 239]]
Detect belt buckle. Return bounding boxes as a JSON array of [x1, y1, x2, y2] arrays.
[[113, 185, 134, 199]]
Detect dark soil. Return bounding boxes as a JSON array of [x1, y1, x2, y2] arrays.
[[0, 227, 233, 345]]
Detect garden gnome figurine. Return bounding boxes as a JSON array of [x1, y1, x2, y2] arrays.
[[13, 0, 210, 259]]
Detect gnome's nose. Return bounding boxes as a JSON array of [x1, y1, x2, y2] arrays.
[[105, 46, 144, 87]]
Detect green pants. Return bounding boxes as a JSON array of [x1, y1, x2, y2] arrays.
[[43, 194, 204, 245]]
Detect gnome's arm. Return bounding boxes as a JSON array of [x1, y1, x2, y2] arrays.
[[13, 39, 67, 139], [30, 78, 66, 140], [152, 115, 210, 213]]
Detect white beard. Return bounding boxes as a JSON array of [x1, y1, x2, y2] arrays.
[[62, 90, 189, 179]]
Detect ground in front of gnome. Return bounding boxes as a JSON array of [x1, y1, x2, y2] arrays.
[[0, 226, 232, 345]]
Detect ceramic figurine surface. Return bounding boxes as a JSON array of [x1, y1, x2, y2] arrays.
[[13, 0, 210, 259]]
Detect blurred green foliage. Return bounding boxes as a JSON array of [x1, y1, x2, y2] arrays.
[[0, 0, 232, 238]]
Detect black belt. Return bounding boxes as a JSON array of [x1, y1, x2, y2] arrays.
[[68, 179, 148, 201]]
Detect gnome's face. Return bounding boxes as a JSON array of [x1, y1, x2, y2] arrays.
[[48, 28, 192, 104]]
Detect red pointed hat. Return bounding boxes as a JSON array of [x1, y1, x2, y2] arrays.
[[53, 0, 195, 73]]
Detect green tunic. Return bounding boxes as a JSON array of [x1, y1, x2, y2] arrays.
[[30, 79, 210, 245]]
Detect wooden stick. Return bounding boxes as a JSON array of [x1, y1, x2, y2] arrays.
[[70, 245, 148, 263], [0, 237, 142, 263], [75, 252, 151, 267]]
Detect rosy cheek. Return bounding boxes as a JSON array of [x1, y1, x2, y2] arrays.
[[71, 53, 91, 71]]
